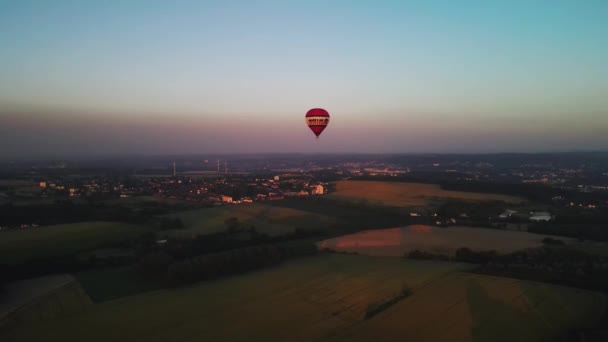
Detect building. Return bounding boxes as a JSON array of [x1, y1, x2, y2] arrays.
[[498, 210, 518, 219], [221, 195, 233, 203], [529, 211, 552, 222], [311, 184, 324, 195], [39, 181, 47, 188]]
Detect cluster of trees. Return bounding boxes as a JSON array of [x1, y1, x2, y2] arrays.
[[406, 246, 608, 293], [3, 215, 318, 286], [159, 217, 184, 230], [267, 197, 424, 235], [167, 240, 318, 285], [160, 226, 322, 261], [441, 181, 565, 202], [364, 284, 413, 320], [553, 206, 608, 225], [529, 223, 608, 241], [436, 200, 507, 222], [542, 237, 566, 245], [407, 248, 498, 264], [0, 264, 8, 294], [0, 201, 156, 227]]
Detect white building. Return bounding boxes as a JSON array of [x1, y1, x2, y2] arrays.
[[499, 210, 518, 219], [529, 211, 552, 222]]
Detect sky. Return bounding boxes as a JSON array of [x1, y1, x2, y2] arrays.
[[0, 0, 607, 157]]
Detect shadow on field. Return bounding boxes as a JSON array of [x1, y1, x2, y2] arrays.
[[466, 279, 542, 342]]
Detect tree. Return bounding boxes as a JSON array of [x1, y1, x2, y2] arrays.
[[224, 217, 240, 233], [160, 217, 184, 230], [139, 251, 174, 279]]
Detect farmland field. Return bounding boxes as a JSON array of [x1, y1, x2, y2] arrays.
[[163, 203, 336, 238], [319, 225, 566, 257], [0, 254, 469, 341], [75, 266, 166, 302], [330, 181, 524, 207], [0, 222, 151, 265], [0, 179, 36, 188], [103, 195, 193, 207], [333, 272, 606, 342], [0, 274, 92, 329], [1, 254, 603, 342]]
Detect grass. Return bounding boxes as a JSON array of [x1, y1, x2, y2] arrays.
[[1, 254, 603, 342], [0, 275, 92, 330], [103, 196, 193, 208], [161, 203, 336, 238], [0, 254, 468, 341], [75, 267, 166, 302], [329, 181, 525, 207], [568, 240, 608, 257], [319, 225, 566, 256], [0, 222, 152, 265], [0, 179, 36, 187], [336, 273, 606, 342]]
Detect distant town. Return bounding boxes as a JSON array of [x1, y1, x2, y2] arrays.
[[2, 152, 608, 230]]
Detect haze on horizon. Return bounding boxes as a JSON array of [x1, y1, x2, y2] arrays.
[[1, 1, 607, 158]]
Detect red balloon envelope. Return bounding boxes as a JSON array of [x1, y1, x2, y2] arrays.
[[305, 108, 330, 138]]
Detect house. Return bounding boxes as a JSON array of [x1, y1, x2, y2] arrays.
[[311, 184, 324, 195], [499, 210, 518, 219]]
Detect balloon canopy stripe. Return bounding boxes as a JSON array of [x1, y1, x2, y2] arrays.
[[306, 116, 330, 126], [305, 108, 330, 138]]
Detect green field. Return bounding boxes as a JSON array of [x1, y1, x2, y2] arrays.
[[75, 267, 166, 302], [0, 179, 36, 188], [103, 195, 196, 208], [0, 222, 151, 265], [0, 275, 92, 330], [162, 203, 336, 238], [319, 225, 567, 257], [1, 254, 604, 342]]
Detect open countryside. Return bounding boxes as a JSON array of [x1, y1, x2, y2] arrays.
[[0, 274, 91, 330], [319, 225, 568, 257], [163, 203, 336, 238], [0, 222, 151, 266], [1, 254, 604, 342], [330, 181, 525, 207]]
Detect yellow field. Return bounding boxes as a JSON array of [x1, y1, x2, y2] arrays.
[[319, 225, 563, 256], [330, 181, 524, 207], [1, 254, 603, 342], [334, 272, 606, 342], [163, 203, 336, 238]]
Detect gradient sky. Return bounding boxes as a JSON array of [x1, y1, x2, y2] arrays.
[[1, 0, 607, 157]]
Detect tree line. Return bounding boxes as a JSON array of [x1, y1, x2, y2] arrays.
[[166, 240, 318, 285], [406, 246, 608, 293]]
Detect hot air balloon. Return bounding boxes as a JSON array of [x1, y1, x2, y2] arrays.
[[305, 108, 330, 139]]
